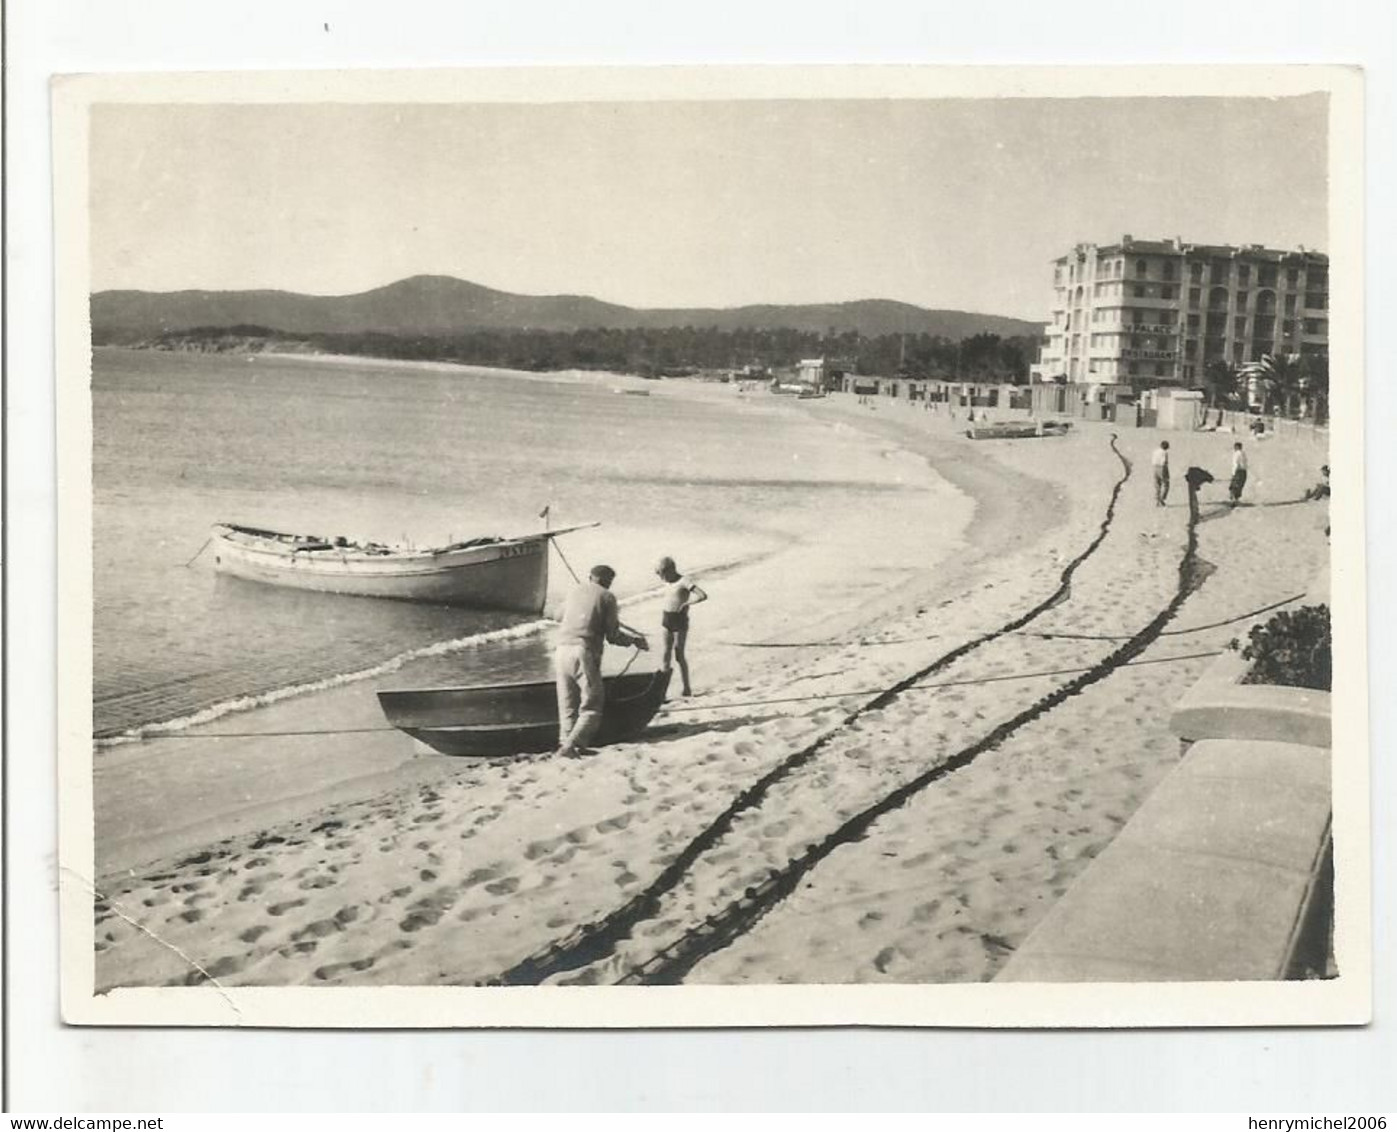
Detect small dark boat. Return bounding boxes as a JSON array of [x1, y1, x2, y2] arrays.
[[377, 668, 672, 757]]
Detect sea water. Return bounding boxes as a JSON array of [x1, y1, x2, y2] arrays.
[[93, 348, 940, 739]]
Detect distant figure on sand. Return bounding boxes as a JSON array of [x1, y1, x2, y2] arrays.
[[1304, 465, 1331, 501], [1229, 442, 1249, 505], [1185, 465, 1215, 521], [553, 565, 648, 758], [656, 556, 707, 697], [1151, 440, 1171, 506]]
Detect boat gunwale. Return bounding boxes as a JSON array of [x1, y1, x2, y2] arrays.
[[377, 669, 663, 701], [213, 523, 552, 560]]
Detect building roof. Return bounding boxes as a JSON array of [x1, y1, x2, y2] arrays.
[[1056, 237, 1327, 264]]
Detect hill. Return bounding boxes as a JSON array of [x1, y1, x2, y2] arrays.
[[91, 275, 1041, 343]]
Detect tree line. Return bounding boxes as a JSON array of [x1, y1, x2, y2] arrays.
[[106, 323, 1038, 383]]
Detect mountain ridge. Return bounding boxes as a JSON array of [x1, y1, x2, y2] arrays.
[[91, 274, 1043, 342]]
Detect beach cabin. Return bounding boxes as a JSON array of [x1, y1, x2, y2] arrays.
[[796, 357, 832, 392], [1154, 388, 1205, 431]]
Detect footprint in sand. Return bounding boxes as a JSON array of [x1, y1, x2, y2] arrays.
[[873, 946, 900, 974], [292, 919, 341, 941], [461, 865, 501, 889], [268, 898, 307, 916], [313, 955, 377, 981], [595, 813, 634, 834], [484, 876, 519, 896], [299, 875, 338, 891], [239, 924, 271, 943], [524, 837, 562, 862]]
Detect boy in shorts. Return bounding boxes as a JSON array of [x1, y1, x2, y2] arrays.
[[656, 556, 708, 697]]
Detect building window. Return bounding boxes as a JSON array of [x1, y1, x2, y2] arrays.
[[1286, 267, 1299, 286], [1285, 294, 1296, 315], [1187, 313, 1200, 330], [1129, 362, 1139, 376], [1136, 259, 1148, 278], [1188, 287, 1200, 308], [1163, 261, 1176, 281], [1134, 284, 1147, 298], [1184, 364, 1195, 381], [1236, 290, 1249, 308], [1161, 285, 1175, 300], [1237, 263, 1251, 284], [1303, 319, 1327, 335], [1190, 262, 1203, 283], [1155, 363, 1166, 377], [1210, 258, 1231, 284], [1235, 316, 1247, 335], [1283, 320, 1296, 337], [1234, 340, 1246, 360], [1258, 265, 1278, 287]]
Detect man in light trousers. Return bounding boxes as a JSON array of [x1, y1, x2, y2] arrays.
[[554, 564, 648, 758]]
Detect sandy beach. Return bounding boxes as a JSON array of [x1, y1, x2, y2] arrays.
[[90, 390, 1330, 990]]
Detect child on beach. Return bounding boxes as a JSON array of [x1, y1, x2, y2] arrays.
[[656, 556, 707, 697]]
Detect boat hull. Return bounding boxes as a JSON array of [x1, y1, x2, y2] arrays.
[[377, 668, 672, 757], [211, 524, 550, 612]]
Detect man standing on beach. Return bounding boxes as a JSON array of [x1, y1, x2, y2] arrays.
[[1229, 441, 1249, 505], [1151, 440, 1171, 506], [656, 555, 707, 697], [554, 565, 648, 759]]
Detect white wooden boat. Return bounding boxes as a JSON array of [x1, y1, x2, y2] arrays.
[[210, 521, 596, 613]]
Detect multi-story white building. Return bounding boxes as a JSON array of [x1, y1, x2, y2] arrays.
[[1029, 236, 1328, 387]]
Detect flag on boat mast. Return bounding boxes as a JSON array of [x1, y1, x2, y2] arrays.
[[539, 503, 550, 529]]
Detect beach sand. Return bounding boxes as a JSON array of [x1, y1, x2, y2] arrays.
[[90, 392, 1330, 990]]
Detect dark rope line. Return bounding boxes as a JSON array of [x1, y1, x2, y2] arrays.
[[656, 649, 1223, 715], [485, 435, 1135, 987], [102, 649, 1224, 740], [1012, 590, 1308, 642], [623, 469, 1208, 985]]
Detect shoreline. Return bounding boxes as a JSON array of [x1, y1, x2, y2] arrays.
[[90, 386, 1329, 990], [91, 374, 988, 876]]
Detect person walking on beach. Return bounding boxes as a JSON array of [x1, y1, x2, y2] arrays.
[[1228, 441, 1249, 505], [553, 565, 648, 758], [656, 555, 707, 697], [1151, 440, 1171, 506]]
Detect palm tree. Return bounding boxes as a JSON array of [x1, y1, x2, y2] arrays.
[[1242, 353, 1307, 417], [1203, 358, 1241, 408], [1301, 353, 1330, 424]]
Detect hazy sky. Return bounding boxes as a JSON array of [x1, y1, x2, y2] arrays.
[[90, 95, 1328, 319]]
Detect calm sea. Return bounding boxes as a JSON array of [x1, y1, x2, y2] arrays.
[[93, 348, 934, 739]]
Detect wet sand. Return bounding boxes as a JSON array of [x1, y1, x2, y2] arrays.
[[90, 393, 1330, 990]]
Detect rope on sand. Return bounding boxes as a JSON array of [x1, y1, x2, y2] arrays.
[[1011, 590, 1309, 642], [723, 591, 1308, 650], [654, 649, 1224, 715], [183, 536, 213, 567], [117, 650, 1225, 740]]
